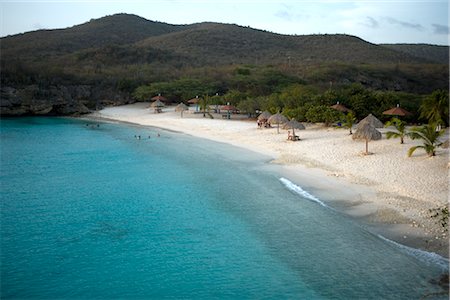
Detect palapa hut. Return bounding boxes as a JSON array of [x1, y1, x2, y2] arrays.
[[352, 121, 382, 155], [330, 101, 350, 113], [221, 105, 237, 119], [283, 119, 305, 141], [150, 99, 165, 113], [382, 104, 412, 117], [357, 114, 383, 129], [268, 113, 288, 134], [151, 94, 168, 103], [187, 96, 201, 112], [257, 111, 272, 128], [175, 103, 189, 117]]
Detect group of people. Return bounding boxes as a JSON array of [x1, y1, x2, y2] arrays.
[[257, 119, 271, 128], [287, 131, 300, 141], [134, 133, 160, 140]]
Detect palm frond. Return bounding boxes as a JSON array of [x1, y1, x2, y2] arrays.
[[385, 131, 400, 139], [408, 145, 425, 157]]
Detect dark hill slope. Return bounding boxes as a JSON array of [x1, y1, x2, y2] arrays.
[[1, 14, 448, 116], [380, 44, 449, 64], [1, 14, 184, 58], [138, 22, 425, 65]]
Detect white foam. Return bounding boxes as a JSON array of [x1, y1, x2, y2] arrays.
[[279, 177, 449, 270], [377, 234, 449, 271], [279, 177, 328, 208]]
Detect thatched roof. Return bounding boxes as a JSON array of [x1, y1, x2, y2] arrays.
[[151, 94, 168, 102], [257, 111, 272, 121], [221, 105, 237, 111], [283, 119, 305, 130], [352, 122, 382, 141], [357, 114, 383, 129], [187, 96, 201, 104], [150, 100, 165, 108], [330, 102, 350, 112], [268, 113, 288, 125], [175, 103, 188, 112], [382, 105, 412, 116]]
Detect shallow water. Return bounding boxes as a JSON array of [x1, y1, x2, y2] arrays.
[[1, 117, 448, 299]]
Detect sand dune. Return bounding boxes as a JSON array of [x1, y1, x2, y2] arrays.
[[87, 102, 449, 257]]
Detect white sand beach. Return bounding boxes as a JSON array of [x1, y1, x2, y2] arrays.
[[87, 102, 449, 257]]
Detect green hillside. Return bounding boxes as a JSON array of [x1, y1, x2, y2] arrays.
[[380, 44, 449, 64], [1, 13, 448, 117]]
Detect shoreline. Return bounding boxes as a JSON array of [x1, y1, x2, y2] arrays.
[[83, 103, 449, 259]]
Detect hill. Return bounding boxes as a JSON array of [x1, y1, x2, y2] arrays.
[[1, 14, 184, 58], [380, 44, 449, 64], [1, 13, 448, 116]]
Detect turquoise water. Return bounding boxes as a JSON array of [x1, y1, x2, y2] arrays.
[[1, 117, 448, 299]]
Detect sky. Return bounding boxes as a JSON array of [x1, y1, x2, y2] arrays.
[[0, 0, 449, 45]]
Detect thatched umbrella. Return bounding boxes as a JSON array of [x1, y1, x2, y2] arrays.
[[382, 104, 412, 117], [283, 119, 305, 140], [357, 114, 383, 129], [352, 121, 382, 155], [151, 94, 168, 103], [187, 96, 201, 112], [258, 111, 272, 121], [175, 103, 189, 117], [257, 111, 272, 128], [221, 105, 237, 119], [150, 99, 165, 113], [268, 113, 288, 134], [330, 101, 350, 113]]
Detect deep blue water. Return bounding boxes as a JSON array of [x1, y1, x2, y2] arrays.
[[1, 117, 448, 299]]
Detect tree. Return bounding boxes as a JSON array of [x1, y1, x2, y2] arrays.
[[419, 90, 449, 127], [306, 105, 341, 126], [342, 111, 356, 135], [407, 124, 445, 157], [385, 117, 408, 144]]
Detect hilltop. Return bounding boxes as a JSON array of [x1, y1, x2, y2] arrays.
[[1, 13, 448, 116]]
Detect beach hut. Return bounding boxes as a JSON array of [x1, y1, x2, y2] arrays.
[[221, 105, 237, 119], [257, 111, 272, 128], [382, 104, 412, 117], [150, 99, 165, 113], [283, 119, 305, 141], [268, 113, 288, 134], [151, 94, 168, 103], [258, 111, 272, 120], [352, 121, 382, 155], [357, 114, 383, 129], [175, 103, 189, 118], [187, 96, 201, 112], [330, 101, 350, 113]]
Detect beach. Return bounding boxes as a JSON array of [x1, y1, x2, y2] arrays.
[[87, 102, 449, 258]]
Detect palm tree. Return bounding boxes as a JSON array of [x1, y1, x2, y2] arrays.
[[419, 90, 449, 127], [407, 124, 445, 157], [385, 117, 408, 144], [342, 111, 356, 135]]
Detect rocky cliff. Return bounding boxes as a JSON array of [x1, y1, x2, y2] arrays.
[[1, 84, 132, 116]]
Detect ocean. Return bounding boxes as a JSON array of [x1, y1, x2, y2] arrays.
[[1, 117, 448, 299]]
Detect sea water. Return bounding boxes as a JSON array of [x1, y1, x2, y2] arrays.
[[1, 117, 448, 299]]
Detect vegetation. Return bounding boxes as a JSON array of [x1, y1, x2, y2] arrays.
[[407, 124, 445, 157], [1, 14, 448, 117], [342, 112, 357, 135], [385, 117, 408, 144], [419, 90, 449, 127], [430, 206, 449, 232]]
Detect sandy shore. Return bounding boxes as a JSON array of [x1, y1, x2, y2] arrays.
[[86, 102, 449, 258]]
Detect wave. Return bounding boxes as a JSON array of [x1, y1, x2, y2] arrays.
[[279, 177, 329, 208], [377, 234, 449, 271], [279, 177, 449, 270]]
